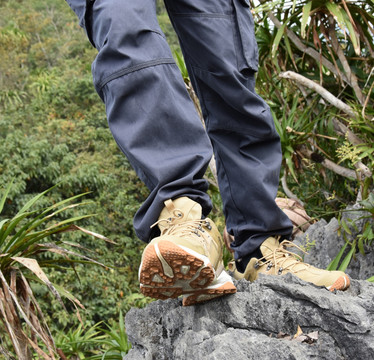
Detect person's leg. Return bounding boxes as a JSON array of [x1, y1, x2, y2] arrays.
[[66, 0, 214, 242], [65, 0, 236, 305], [165, 0, 350, 291], [165, 0, 293, 270]]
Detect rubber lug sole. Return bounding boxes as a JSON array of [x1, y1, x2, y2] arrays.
[[139, 240, 236, 306], [327, 274, 350, 291]]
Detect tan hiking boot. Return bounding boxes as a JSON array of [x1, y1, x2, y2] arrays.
[[139, 197, 236, 306], [230, 237, 350, 291]]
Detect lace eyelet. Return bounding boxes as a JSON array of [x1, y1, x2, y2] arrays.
[[254, 262, 260, 269], [204, 221, 212, 230], [278, 267, 283, 275]]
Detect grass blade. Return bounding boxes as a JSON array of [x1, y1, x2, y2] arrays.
[[338, 244, 355, 272], [327, 242, 348, 270], [16, 185, 57, 215], [301, 1, 312, 38]]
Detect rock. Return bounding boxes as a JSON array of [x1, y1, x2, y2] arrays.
[[295, 206, 374, 280], [124, 274, 374, 360]]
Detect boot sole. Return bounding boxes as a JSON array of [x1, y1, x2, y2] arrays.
[[139, 240, 236, 306], [327, 274, 350, 291]]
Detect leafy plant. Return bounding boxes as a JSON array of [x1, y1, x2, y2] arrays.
[[0, 181, 108, 358], [327, 193, 374, 274], [54, 322, 106, 359], [92, 311, 131, 360], [252, 0, 373, 214], [54, 312, 132, 360]]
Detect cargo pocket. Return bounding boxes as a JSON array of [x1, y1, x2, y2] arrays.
[[232, 0, 259, 72]]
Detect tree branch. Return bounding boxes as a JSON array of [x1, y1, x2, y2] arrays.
[[300, 147, 357, 180], [279, 71, 355, 117], [279, 72, 372, 178], [281, 173, 304, 206], [262, 8, 350, 85]]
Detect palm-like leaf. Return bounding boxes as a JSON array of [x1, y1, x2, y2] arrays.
[[0, 183, 109, 358]]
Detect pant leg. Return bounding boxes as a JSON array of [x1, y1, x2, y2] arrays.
[[165, 0, 293, 268], [65, 0, 213, 242]]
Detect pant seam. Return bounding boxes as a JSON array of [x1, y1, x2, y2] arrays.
[[97, 58, 175, 90]]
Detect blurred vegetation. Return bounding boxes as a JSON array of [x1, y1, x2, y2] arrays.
[[0, 0, 373, 357], [0, 0, 153, 356]]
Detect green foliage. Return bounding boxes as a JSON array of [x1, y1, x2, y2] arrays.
[[54, 312, 131, 359], [328, 194, 374, 273], [251, 0, 374, 277], [0, 0, 151, 339], [54, 322, 107, 359], [95, 312, 132, 359], [253, 0, 374, 216], [0, 182, 109, 357]]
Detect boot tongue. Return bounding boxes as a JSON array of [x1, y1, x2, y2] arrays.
[[259, 237, 280, 258], [157, 197, 202, 233]]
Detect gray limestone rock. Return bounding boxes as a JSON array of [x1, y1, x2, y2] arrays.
[[124, 274, 374, 360], [295, 205, 374, 280]]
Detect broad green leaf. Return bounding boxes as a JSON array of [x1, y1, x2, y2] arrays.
[[274, 117, 283, 138], [174, 50, 188, 80], [326, 2, 360, 55], [367, 276, 374, 282], [301, 2, 312, 38], [4, 199, 91, 251]]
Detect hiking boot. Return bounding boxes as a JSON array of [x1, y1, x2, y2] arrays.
[[139, 197, 236, 306], [230, 237, 350, 291]]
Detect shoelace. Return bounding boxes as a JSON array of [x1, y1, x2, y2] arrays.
[[255, 240, 309, 275], [151, 209, 214, 253]]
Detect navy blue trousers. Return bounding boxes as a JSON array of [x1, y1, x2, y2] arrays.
[[66, 0, 293, 269]]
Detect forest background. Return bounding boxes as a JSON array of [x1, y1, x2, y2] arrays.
[[0, 0, 373, 358]]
